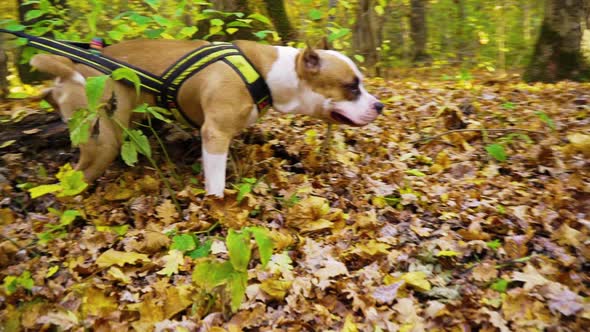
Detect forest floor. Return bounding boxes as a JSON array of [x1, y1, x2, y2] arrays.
[[0, 71, 589, 331]]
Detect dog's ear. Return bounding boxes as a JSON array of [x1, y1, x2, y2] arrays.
[[30, 54, 76, 79], [302, 43, 321, 73], [317, 37, 331, 50]]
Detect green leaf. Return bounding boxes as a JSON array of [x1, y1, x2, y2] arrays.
[[485, 143, 507, 162], [236, 183, 252, 203], [226, 28, 238, 35], [25, 9, 44, 21], [502, 102, 515, 109], [4, 21, 25, 32], [405, 169, 426, 177], [86, 75, 109, 112], [56, 168, 88, 197], [226, 229, 251, 272], [112, 68, 141, 96], [192, 260, 234, 290], [210, 18, 224, 26], [248, 227, 273, 267], [535, 111, 556, 130], [328, 28, 350, 42], [127, 129, 151, 158], [68, 109, 94, 146], [486, 239, 502, 250], [59, 210, 81, 226], [145, 0, 161, 10], [179, 26, 197, 38], [353, 54, 365, 63], [146, 106, 172, 123], [121, 141, 138, 166], [491, 278, 509, 293], [308, 9, 322, 21], [227, 20, 251, 28], [248, 13, 271, 25], [374, 5, 384, 16], [228, 271, 247, 312], [188, 239, 212, 259], [28, 184, 62, 199], [130, 13, 152, 25], [17, 271, 34, 291], [3, 276, 18, 295], [171, 234, 197, 253]]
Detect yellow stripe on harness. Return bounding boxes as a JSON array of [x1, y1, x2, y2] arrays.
[[171, 49, 239, 86], [224, 55, 260, 84]]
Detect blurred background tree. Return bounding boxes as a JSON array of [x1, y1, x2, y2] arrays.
[[2, 0, 590, 84]]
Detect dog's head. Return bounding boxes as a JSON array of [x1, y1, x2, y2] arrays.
[[294, 46, 383, 126], [30, 54, 87, 122]]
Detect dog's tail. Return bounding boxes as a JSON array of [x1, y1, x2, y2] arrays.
[[30, 54, 77, 79]]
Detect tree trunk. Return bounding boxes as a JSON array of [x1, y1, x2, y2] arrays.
[[0, 47, 8, 100], [353, 0, 379, 73], [204, 0, 254, 40], [409, 0, 430, 63], [524, 0, 590, 82], [496, 0, 506, 73], [16, 0, 66, 84], [454, 0, 466, 63], [262, 0, 297, 43]]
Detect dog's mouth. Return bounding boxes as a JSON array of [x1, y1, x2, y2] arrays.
[[330, 111, 361, 126]]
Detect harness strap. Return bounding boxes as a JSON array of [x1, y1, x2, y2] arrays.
[[1, 29, 273, 128], [0, 29, 163, 94]]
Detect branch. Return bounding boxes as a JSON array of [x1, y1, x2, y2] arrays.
[[412, 128, 546, 144]]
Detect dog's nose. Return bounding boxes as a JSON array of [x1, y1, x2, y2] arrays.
[[374, 102, 384, 114]]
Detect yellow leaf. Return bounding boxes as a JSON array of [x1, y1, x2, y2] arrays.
[[82, 287, 118, 317], [567, 133, 590, 157], [45, 265, 59, 278], [402, 271, 431, 292], [350, 239, 390, 257], [107, 266, 131, 284], [157, 250, 184, 276], [430, 151, 451, 173], [341, 313, 358, 332], [96, 249, 150, 268], [156, 199, 178, 225], [436, 250, 460, 257], [164, 285, 193, 318], [260, 279, 292, 300]]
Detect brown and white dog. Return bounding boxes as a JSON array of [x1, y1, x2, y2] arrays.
[[31, 40, 384, 197]]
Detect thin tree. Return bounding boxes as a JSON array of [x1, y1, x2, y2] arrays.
[[409, 0, 430, 63], [262, 0, 297, 43]]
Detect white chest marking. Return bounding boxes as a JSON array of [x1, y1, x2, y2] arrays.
[[202, 147, 228, 197], [266, 47, 302, 114]]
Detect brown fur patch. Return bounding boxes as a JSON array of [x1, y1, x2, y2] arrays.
[[296, 49, 359, 102]]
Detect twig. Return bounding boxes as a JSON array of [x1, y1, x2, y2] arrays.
[[321, 124, 334, 165], [412, 128, 545, 144]]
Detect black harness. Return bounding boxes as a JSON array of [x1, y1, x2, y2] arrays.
[[0, 29, 273, 127]]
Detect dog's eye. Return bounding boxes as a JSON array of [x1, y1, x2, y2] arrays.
[[344, 82, 360, 96]]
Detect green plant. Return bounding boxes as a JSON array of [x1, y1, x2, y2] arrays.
[[192, 226, 274, 312], [171, 233, 213, 259], [3, 271, 34, 295], [233, 177, 262, 203], [36, 208, 81, 244], [28, 163, 88, 198], [485, 143, 507, 162], [535, 111, 556, 131]]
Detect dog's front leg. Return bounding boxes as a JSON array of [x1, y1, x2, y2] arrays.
[[201, 123, 232, 197]]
